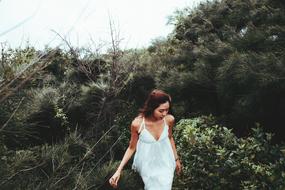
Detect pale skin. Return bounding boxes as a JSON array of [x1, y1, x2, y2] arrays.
[[109, 101, 182, 188]]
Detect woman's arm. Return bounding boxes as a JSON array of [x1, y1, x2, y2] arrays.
[[109, 118, 140, 188], [167, 115, 182, 175], [115, 120, 139, 172]]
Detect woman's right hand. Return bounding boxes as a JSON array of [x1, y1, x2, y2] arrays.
[[109, 170, 121, 188]]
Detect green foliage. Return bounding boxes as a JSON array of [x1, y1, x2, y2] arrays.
[[1, 131, 88, 189], [44, 48, 69, 82], [173, 116, 285, 189], [23, 87, 68, 145], [0, 131, 143, 190], [0, 45, 37, 81], [151, 0, 285, 139]]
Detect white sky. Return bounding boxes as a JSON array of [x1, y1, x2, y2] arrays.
[[0, 0, 206, 50]]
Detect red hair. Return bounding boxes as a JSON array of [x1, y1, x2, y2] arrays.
[[139, 89, 172, 117]]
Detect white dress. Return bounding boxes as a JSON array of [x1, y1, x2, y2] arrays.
[[132, 117, 176, 190]]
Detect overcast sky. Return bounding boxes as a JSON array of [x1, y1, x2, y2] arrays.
[[0, 0, 206, 50]]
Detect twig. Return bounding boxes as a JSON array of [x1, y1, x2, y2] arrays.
[[85, 133, 123, 179], [82, 125, 118, 161], [0, 50, 53, 94], [0, 97, 25, 132], [49, 125, 119, 188], [73, 162, 85, 190], [51, 165, 75, 187], [0, 162, 45, 186], [0, 60, 51, 104]]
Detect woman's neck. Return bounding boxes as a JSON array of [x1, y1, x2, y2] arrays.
[[146, 115, 162, 122]]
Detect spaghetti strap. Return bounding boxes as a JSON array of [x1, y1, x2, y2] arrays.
[[138, 117, 145, 134]]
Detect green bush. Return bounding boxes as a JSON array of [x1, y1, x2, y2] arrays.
[[24, 87, 68, 145], [0, 131, 89, 189], [163, 0, 285, 141], [0, 130, 144, 190], [173, 116, 285, 190]]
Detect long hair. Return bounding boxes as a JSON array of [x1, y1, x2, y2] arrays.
[[139, 89, 172, 117]]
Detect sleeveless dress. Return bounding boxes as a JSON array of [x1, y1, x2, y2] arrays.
[[132, 117, 176, 190]]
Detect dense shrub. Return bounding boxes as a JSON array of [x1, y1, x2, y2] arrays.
[[173, 116, 285, 190], [24, 87, 68, 145], [162, 0, 285, 141], [0, 130, 143, 189]]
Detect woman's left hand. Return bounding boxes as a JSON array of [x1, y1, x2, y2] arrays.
[[175, 159, 182, 175]]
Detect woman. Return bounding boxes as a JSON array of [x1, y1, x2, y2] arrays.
[[109, 89, 182, 190]]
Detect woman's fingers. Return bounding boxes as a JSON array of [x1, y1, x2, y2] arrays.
[[109, 173, 120, 188], [113, 177, 118, 184], [176, 161, 182, 175], [115, 176, 119, 184], [178, 165, 182, 175], [176, 166, 180, 175], [109, 177, 116, 188]]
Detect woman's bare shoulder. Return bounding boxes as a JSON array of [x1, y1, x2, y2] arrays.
[[165, 114, 175, 122], [131, 115, 143, 130], [165, 114, 175, 126]]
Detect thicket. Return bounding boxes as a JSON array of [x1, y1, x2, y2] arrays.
[[173, 116, 285, 189], [0, 44, 145, 189], [148, 0, 285, 141]]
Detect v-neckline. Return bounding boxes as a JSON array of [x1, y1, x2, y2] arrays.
[[144, 119, 165, 142]]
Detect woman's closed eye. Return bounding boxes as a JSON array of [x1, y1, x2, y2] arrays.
[[159, 109, 169, 113]]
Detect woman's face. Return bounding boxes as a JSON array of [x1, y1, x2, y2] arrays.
[[152, 101, 170, 120]]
